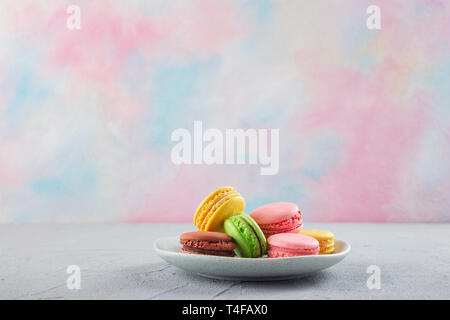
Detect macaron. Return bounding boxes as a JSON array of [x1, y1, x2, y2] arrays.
[[224, 213, 267, 258], [194, 187, 245, 232], [267, 233, 319, 258], [249, 202, 303, 238], [298, 229, 335, 254], [179, 231, 236, 257]]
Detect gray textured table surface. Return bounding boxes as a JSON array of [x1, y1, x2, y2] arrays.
[[1, 223, 449, 300]]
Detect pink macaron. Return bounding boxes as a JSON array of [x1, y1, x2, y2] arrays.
[[267, 233, 319, 258], [249, 202, 303, 238]]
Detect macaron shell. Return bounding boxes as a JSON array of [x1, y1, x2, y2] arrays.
[[268, 233, 319, 250], [180, 231, 233, 242], [224, 213, 266, 258], [224, 219, 252, 257], [267, 246, 319, 258], [179, 231, 236, 256], [194, 187, 236, 228], [180, 231, 235, 251], [235, 213, 267, 255], [298, 229, 334, 242], [298, 229, 334, 255], [250, 202, 299, 224], [203, 195, 245, 232], [260, 217, 303, 237], [250, 202, 303, 237], [267, 233, 319, 257]]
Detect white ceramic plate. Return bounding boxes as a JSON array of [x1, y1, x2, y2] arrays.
[[154, 236, 351, 281]]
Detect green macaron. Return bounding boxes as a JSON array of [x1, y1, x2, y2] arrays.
[[224, 212, 267, 258]]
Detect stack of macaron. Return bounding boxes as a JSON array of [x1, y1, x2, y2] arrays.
[[179, 186, 335, 258]]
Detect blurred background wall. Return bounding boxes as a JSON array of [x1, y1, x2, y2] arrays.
[[0, 0, 449, 223]]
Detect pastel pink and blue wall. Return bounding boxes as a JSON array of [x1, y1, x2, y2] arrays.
[[1, 1, 449, 223]]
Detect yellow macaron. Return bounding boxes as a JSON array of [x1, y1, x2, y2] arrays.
[[194, 186, 245, 232], [298, 229, 334, 254]]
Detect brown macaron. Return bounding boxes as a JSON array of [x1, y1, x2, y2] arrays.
[[179, 231, 235, 257]]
